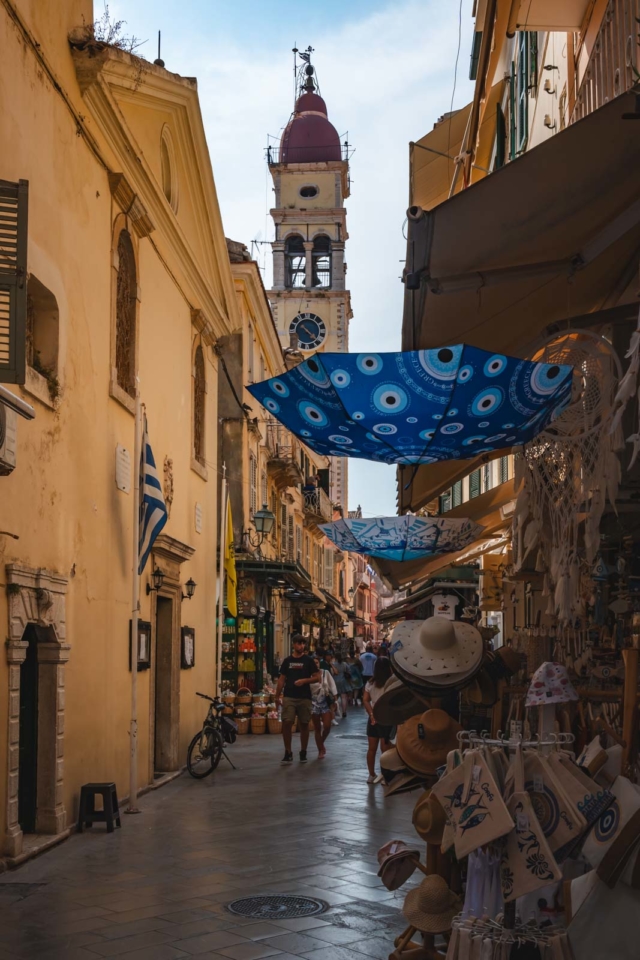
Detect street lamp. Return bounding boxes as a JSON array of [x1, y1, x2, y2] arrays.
[[243, 503, 276, 553], [182, 577, 197, 601], [146, 566, 165, 595]]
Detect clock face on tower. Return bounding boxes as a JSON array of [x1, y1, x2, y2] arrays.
[[289, 312, 327, 350]]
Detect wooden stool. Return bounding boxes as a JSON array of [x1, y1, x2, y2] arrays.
[[77, 782, 121, 833]]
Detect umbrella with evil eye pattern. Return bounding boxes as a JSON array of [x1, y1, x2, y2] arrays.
[[318, 515, 485, 562], [246, 345, 573, 465]]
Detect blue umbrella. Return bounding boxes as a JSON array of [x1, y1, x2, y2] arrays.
[[319, 515, 485, 562], [246, 345, 573, 465]]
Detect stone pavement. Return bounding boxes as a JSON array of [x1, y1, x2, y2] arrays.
[[0, 709, 425, 960]]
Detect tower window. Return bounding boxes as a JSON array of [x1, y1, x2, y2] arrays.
[[285, 234, 306, 289], [312, 235, 331, 288], [299, 185, 318, 199]]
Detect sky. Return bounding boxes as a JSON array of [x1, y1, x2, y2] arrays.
[[113, 0, 476, 516]]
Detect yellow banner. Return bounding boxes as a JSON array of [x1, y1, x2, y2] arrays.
[[224, 494, 237, 618]]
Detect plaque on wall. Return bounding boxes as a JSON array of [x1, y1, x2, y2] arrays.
[[129, 619, 151, 671], [181, 626, 195, 669]]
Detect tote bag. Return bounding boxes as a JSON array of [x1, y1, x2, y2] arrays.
[[431, 748, 514, 860], [440, 749, 461, 855], [521, 750, 586, 857], [500, 747, 561, 903], [582, 775, 640, 885], [546, 752, 613, 830]]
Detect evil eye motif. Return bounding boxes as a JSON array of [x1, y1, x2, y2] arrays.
[[297, 400, 329, 428], [357, 354, 383, 375], [484, 354, 507, 377], [372, 383, 409, 415], [330, 369, 351, 388], [463, 435, 487, 447], [471, 387, 504, 417], [432, 414, 443, 420], [271, 379, 289, 397], [339, 425, 349, 432], [486, 433, 506, 442], [366, 433, 382, 443], [440, 422, 464, 435], [300, 430, 311, 437], [457, 364, 474, 383], [406, 416, 418, 423], [418, 345, 463, 381], [529, 362, 572, 397], [502, 423, 515, 429], [328, 435, 352, 445], [419, 429, 435, 441], [479, 421, 490, 428], [298, 357, 331, 388], [352, 411, 365, 421], [550, 394, 572, 421], [264, 397, 280, 414], [447, 408, 458, 417], [397, 455, 430, 464], [594, 801, 620, 843], [372, 423, 398, 436]]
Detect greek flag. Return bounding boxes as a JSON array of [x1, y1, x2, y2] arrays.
[[138, 417, 168, 575]]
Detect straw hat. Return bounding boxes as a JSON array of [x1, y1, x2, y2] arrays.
[[380, 748, 429, 797], [465, 668, 498, 707], [372, 676, 428, 726], [391, 616, 482, 680], [396, 709, 461, 777], [377, 840, 421, 891], [390, 650, 483, 697], [496, 645, 522, 676], [402, 875, 461, 934], [412, 790, 447, 845]]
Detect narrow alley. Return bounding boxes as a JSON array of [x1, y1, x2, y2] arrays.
[[0, 715, 420, 960]]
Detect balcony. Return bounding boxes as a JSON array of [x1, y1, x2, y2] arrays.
[[571, 0, 640, 124], [303, 488, 333, 529], [266, 424, 304, 489]]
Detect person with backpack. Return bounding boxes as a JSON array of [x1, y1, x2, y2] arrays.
[[310, 655, 338, 759]]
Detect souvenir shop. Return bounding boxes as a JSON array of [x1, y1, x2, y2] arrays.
[[248, 304, 640, 956]]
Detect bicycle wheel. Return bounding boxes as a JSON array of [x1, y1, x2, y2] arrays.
[[187, 730, 215, 778], [209, 727, 224, 770]]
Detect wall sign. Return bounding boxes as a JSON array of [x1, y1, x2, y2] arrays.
[[129, 619, 151, 671], [116, 444, 131, 493], [181, 626, 195, 668]]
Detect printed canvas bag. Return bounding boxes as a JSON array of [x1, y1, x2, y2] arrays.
[[521, 750, 586, 857], [431, 748, 514, 860], [440, 749, 461, 855], [582, 775, 640, 885], [547, 752, 613, 830], [500, 747, 561, 902]]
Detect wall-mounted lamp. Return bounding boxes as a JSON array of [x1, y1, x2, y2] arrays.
[[242, 503, 276, 554], [543, 79, 556, 95], [182, 577, 197, 601], [543, 115, 557, 130], [146, 566, 165, 595]]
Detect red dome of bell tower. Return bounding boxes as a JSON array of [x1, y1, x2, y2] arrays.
[[280, 57, 342, 164]]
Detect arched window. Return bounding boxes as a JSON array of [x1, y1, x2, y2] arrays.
[[115, 230, 137, 398], [193, 344, 206, 466], [312, 235, 331, 288], [160, 126, 179, 212], [285, 235, 306, 289]]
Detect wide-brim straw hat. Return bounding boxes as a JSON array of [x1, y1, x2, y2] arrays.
[[402, 875, 461, 934], [495, 645, 522, 677], [412, 789, 447, 845], [396, 709, 461, 777], [383, 771, 428, 798], [377, 840, 421, 890], [391, 616, 483, 680], [390, 652, 482, 697], [465, 668, 498, 707], [373, 677, 428, 726]]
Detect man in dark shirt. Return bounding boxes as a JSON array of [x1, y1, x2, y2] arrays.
[[276, 634, 320, 764]]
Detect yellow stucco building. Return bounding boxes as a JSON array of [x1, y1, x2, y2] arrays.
[[0, 1, 238, 861]]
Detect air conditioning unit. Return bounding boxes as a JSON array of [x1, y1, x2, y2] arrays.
[[0, 402, 17, 475]]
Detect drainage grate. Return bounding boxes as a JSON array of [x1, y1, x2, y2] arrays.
[[227, 894, 328, 919]]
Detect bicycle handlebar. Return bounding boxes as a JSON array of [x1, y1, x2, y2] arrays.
[[196, 692, 216, 702]]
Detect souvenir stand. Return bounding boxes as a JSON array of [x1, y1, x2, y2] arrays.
[[248, 338, 640, 957]]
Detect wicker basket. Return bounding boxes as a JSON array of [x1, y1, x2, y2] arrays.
[[252, 703, 267, 715], [222, 706, 234, 716], [234, 705, 251, 717], [267, 717, 283, 735], [250, 716, 266, 734], [235, 717, 249, 735], [236, 686, 252, 705]]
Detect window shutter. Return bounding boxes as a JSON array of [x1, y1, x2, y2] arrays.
[[296, 524, 302, 563], [0, 179, 28, 384], [452, 481, 462, 508], [495, 103, 506, 169], [440, 490, 452, 513], [280, 503, 287, 554], [324, 548, 334, 591], [287, 514, 294, 561], [249, 455, 257, 516], [483, 462, 492, 492], [469, 470, 481, 499], [499, 456, 509, 484]]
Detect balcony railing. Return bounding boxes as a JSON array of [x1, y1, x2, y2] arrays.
[[571, 0, 640, 124], [303, 488, 333, 524]]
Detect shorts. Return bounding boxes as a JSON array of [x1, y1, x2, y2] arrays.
[[312, 695, 333, 716], [282, 697, 312, 725], [367, 719, 395, 740]]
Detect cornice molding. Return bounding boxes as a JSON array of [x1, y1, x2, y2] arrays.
[[108, 173, 155, 238], [191, 308, 217, 348], [69, 45, 238, 340]]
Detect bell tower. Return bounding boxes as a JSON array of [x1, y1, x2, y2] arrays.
[[267, 48, 352, 512]]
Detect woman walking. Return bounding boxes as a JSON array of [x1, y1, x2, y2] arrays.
[[363, 657, 394, 783], [347, 654, 364, 706], [333, 653, 352, 719], [311, 655, 338, 758]]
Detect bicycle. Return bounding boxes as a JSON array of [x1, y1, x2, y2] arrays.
[[186, 692, 237, 779]]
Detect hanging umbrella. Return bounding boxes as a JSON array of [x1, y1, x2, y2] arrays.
[[318, 515, 485, 561], [247, 345, 573, 465]]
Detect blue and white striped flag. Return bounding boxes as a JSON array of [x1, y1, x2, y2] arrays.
[[138, 417, 168, 575]]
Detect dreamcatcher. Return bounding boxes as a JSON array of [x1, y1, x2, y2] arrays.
[[511, 328, 624, 622]]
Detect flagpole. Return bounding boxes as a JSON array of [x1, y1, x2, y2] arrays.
[[126, 386, 142, 814], [217, 464, 227, 695]]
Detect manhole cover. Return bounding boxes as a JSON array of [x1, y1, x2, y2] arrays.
[[227, 895, 328, 919]]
